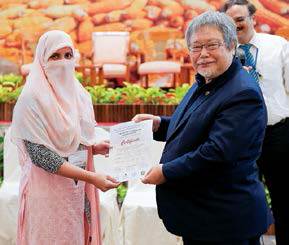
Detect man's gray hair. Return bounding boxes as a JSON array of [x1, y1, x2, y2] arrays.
[[185, 11, 237, 50]]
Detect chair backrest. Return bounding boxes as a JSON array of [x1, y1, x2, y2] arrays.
[[138, 29, 183, 61], [92, 32, 130, 65]]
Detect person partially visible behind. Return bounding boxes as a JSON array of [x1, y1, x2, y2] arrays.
[[11, 30, 119, 245], [133, 11, 270, 245], [222, 1, 289, 244]]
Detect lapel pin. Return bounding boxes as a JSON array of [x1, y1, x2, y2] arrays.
[[205, 91, 210, 96]]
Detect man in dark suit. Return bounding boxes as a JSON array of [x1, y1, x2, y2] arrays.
[[132, 11, 270, 245]]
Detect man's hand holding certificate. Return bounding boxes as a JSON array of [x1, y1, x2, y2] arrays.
[[109, 120, 154, 182]]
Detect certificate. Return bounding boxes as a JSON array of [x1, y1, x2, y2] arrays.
[[109, 120, 153, 182]]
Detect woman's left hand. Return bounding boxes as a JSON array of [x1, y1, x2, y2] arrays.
[[92, 140, 110, 156]]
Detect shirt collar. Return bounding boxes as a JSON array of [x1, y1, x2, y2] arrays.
[[248, 31, 260, 48], [195, 57, 242, 91], [237, 31, 259, 49]]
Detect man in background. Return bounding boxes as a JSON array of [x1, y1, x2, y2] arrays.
[[222, 1, 289, 244]]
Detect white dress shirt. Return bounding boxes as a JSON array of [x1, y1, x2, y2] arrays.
[[242, 32, 289, 125]]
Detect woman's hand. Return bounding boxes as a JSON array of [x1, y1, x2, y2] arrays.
[[132, 114, 161, 132], [92, 140, 110, 156], [90, 172, 120, 192]]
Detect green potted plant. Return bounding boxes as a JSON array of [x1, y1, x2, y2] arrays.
[[0, 73, 190, 122], [86, 83, 190, 122], [0, 74, 24, 121]]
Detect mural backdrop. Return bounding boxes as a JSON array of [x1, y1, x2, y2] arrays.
[[0, 0, 288, 65]]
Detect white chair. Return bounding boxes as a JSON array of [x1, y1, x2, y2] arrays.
[[120, 140, 183, 245], [92, 32, 130, 84], [137, 30, 183, 88]]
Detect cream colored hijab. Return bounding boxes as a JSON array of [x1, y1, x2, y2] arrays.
[[11, 30, 96, 157]]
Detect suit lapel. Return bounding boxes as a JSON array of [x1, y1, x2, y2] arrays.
[[166, 89, 212, 143], [166, 84, 197, 138]]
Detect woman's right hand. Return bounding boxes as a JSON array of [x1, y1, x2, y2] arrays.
[[132, 114, 161, 132], [90, 172, 120, 192]]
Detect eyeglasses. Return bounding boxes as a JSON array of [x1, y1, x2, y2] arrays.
[[189, 42, 224, 53]]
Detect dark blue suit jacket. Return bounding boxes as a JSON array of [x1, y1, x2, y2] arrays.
[[154, 58, 270, 242]]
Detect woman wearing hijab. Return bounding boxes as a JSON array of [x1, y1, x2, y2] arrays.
[[11, 30, 119, 245]]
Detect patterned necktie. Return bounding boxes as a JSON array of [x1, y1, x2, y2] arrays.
[[239, 44, 259, 83]]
